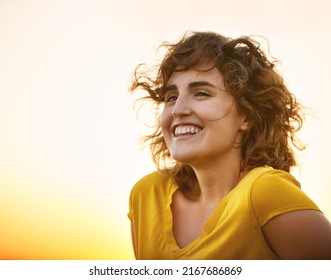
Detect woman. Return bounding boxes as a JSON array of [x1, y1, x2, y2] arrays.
[[128, 31, 331, 259]]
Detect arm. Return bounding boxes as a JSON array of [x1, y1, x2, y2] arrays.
[[262, 210, 331, 259]]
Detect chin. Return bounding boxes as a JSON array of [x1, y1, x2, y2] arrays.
[[171, 152, 198, 166]]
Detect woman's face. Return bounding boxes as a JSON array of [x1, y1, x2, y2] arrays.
[[160, 64, 248, 167]]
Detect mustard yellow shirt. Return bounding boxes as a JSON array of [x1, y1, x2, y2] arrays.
[[128, 166, 320, 259]]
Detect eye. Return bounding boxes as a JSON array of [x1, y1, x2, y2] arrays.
[[194, 90, 210, 97], [164, 92, 178, 103]]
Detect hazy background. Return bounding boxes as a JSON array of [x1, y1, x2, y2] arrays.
[[1, 0, 330, 259]]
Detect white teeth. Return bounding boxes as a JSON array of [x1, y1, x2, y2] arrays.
[[174, 125, 202, 136]]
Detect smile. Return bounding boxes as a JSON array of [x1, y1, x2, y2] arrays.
[[174, 125, 203, 137]]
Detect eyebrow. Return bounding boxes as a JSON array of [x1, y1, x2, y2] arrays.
[[188, 81, 220, 90], [164, 81, 220, 93]]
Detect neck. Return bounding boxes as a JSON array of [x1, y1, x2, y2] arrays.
[[190, 151, 246, 204]]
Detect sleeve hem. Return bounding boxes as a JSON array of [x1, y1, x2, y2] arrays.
[[259, 206, 322, 227]]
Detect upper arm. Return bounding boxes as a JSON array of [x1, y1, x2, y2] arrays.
[[262, 210, 331, 259], [251, 170, 331, 259]]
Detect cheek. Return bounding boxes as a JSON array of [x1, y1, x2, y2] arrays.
[[160, 108, 172, 134], [193, 98, 234, 121]]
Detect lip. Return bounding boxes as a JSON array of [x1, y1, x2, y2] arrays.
[[170, 122, 204, 138]]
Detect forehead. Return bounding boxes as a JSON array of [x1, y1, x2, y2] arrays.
[[167, 65, 224, 88]]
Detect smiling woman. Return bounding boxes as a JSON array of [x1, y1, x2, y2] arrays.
[[128, 31, 331, 259], [161, 66, 244, 171]]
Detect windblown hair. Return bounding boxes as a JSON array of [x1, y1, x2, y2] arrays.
[[130, 31, 304, 196]]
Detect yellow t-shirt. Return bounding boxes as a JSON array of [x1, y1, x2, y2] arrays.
[[128, 166, 320, 259]]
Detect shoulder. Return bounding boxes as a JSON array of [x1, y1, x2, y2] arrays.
[[252, 168, 302, 197], [249, 168, 320, 226], [247, 168, 331, 259], [129, 170, 173, 202], [128, 170, 174, 222]]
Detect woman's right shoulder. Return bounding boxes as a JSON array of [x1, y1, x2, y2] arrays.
[[130, 170, 173, 198]]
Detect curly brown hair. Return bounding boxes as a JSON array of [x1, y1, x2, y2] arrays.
[[130, 31, 304, 195]]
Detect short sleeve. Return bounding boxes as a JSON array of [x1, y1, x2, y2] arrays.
[[250, 170, 320, 227], [127, 171, 166, 223], [127, 193, 133, 221], [127, 177, 142, 223]]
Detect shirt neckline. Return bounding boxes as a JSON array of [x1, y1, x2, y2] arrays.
[[163, 166, 272, 257]]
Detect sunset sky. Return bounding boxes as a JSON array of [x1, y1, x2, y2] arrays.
[[1, 0, 331, 259]]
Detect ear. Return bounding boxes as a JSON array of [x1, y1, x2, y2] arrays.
[[239, 116, 249, 131]]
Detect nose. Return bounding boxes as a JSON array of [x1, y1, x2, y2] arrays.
[[171, 94, 191, 117]]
